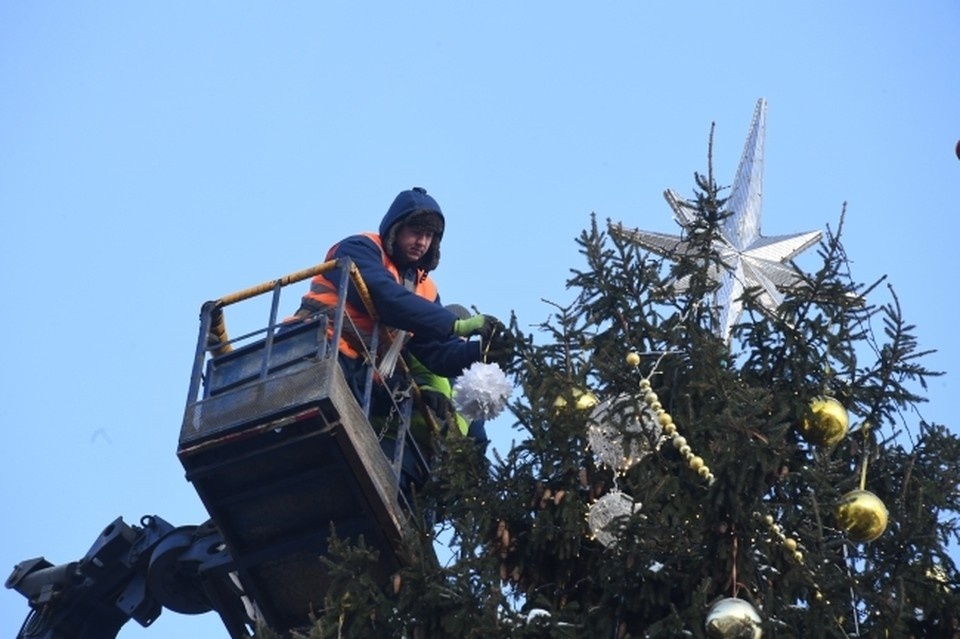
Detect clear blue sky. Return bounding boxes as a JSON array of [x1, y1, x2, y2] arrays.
[[2, 3, 957, 636]]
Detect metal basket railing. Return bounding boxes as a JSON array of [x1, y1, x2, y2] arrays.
[[182, 257, 437, 489]]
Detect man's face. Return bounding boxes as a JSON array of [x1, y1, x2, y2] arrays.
[[394, 224, 434, 266]]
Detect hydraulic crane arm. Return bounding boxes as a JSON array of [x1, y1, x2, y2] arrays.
[[6, 515, 253, 639]]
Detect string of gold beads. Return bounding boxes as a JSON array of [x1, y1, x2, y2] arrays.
[[639, 377, 715, 486], [754, 512, 805, 564]]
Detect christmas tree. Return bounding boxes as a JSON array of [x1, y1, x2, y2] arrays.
[[295, 101, 960, 639]]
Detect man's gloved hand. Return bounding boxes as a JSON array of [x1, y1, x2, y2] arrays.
[[419, 387, 457, 434], [453, 314, 501, 341], [482, 323, 517, 369]]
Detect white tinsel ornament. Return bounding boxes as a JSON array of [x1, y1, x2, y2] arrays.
[[587, 490, 638, 547], [587, 394, 663, 472], [453, 362, 513, 421], [705, 597, 762, 639]]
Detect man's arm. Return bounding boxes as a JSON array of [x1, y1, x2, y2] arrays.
[[406, 335, 482, 379]]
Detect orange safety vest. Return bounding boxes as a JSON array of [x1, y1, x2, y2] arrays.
[[299, 233, 438, 359]]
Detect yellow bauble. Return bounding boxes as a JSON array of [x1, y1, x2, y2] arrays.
[[927, 565, 951, 593], [799, 396, 849, 446], [835, 489, 888, 542], [625, 351, 641, 367], [553, 388, 599, 411]]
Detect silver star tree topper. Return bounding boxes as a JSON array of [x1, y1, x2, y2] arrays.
[[612, 98, 821, 342]]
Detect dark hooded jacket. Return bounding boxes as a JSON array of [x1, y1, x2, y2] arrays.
[[295, 187, 480, 377]]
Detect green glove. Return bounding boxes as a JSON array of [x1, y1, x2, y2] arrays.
[[452, 314, 500, 340]]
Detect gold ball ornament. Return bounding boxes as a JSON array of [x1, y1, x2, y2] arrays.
[[705, 597, 762, 639], [799, 396, 849, 447], [835, 489, 888, 542], [927, 565, 951, 593], [553, 388, 599, 411], [625, 351, 641, 367]]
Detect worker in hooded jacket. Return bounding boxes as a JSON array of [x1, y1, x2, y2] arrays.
[[290, 186, 510, 372], [288, 187, 512, 487]]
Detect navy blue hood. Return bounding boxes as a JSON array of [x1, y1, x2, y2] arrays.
[[379, 187, 445, 272]]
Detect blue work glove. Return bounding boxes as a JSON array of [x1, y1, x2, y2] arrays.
[[452, 314, 501, 341]]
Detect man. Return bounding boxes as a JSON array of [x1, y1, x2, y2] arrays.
[[289, 187, 512, 488], [291, 187, 510, 380]]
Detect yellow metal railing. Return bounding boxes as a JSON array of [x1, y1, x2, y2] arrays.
[[206, 260, 380, 357]]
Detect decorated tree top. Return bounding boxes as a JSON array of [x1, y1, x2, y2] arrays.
[[305, 101, 959, 639]]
